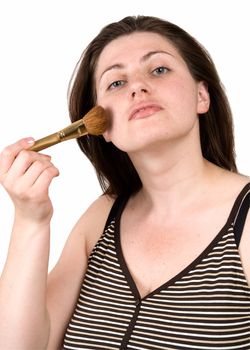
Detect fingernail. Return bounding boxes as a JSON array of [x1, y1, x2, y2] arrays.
[[26, 137, 35, 144]]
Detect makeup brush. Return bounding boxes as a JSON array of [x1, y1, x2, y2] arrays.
[[29, 106, 107, 152]]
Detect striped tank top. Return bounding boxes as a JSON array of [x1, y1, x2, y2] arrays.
[[63, 183, 250, 349]]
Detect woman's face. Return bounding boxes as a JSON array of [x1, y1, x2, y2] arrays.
[[95, 32, 209, 153]]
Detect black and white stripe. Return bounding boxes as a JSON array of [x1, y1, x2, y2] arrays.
[[63, 184, 250, 349]]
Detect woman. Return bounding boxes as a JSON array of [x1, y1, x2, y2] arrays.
[[0, 16, 249, 349]]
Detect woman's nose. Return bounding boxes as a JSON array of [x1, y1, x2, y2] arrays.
[[130, 74, 150, 99], [131, 88, 148, 98]]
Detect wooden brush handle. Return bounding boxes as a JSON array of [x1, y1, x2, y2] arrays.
[[29, 133, 60, 152], [27, 105, 106, 152], [29, 120, 88, 152]]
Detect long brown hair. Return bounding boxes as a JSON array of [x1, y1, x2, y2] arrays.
[[68, 16, 237, 196]]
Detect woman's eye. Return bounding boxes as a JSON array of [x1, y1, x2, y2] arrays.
[[152, 66, 169, 75], [108, 80, 125, 90]]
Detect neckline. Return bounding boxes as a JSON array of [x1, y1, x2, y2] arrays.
[[114, 182, 250, 301]]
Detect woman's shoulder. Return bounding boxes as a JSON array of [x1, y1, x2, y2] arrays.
[[85, 193, 116, 217], [223, 172, 249, 194], [74, 194, 117, 256], [210, 165, 249, 196]]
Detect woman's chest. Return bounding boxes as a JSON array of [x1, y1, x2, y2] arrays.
[[120, 216, 224, 298]]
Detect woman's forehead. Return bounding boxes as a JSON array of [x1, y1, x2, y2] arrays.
[[95, 32, 181, 76], [102, 31, 178, 57]]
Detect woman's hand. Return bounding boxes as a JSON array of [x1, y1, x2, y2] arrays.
[[0, 137, 59, 224]]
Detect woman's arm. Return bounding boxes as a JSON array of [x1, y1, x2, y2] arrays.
[[0, 138, 114, 349], [0, 138, 59, 348]]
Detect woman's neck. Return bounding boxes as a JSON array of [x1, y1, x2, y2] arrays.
[[128, 141, 217, 214]]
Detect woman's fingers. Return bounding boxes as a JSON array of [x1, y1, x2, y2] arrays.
[[0, 138, 60, 222], [0, 137, 59, 195], [21, 158, 59, 193], [6, 150, 51, 180], [0, 138, 53, 188], [31, 165, 60, 195], [0, 138, 35, 177]]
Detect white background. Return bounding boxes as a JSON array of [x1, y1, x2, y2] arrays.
[[0, 0, 249, 272]]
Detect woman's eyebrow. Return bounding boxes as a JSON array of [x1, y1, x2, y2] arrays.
[[99, 64, 124, 82], [99, 50, 173, 82], [141, 50, 173, 62]]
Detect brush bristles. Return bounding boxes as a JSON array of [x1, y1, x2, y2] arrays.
[[83, 106, 108, 135]]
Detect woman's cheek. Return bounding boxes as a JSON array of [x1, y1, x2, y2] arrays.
[[101, 105, 115, 142]]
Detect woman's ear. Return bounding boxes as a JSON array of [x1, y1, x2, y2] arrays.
[[197, 81, 210, 114]]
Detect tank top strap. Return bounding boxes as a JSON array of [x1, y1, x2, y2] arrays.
[[103, 193, 130, 232], [226, 182, 250, 248]]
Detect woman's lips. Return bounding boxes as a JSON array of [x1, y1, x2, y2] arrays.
[[129, 105, 162, 120]]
